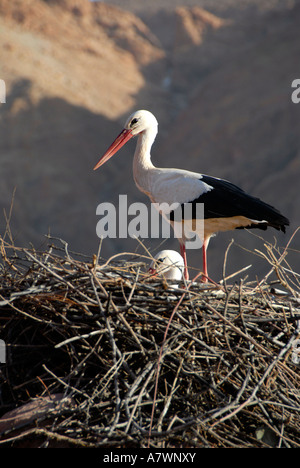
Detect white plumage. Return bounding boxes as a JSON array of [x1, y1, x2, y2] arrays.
[[148, 250, 184, 286]]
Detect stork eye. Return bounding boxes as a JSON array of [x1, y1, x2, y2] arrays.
[[156, 257, 165, 265], [130, 118, 138, 127]]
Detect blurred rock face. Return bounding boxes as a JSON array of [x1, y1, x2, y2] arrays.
[[0, 0, 299, 279]]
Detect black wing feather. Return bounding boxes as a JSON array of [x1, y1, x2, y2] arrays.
[[170, 175, 289, 233]]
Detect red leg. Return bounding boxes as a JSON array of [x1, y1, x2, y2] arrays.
[[202, 239, 208, 282], [180, 243, 189, 281]]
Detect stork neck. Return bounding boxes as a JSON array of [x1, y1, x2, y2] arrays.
[[133, 128, 156, 193]]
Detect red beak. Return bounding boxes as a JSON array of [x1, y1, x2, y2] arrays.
[[93, 128, 133, 170], [148, 267, 157, 277]]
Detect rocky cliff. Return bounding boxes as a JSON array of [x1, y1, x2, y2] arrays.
[[0, 0, 299, 280]]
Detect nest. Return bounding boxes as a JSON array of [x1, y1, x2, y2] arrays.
[[0, 235, 299, 448]]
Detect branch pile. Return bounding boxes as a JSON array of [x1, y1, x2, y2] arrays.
[[0, 236, 299, 448]]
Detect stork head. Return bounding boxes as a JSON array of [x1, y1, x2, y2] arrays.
[[124, 110, 158, 136], [148, 250, 184, 284], [93, 110, 158, 170]]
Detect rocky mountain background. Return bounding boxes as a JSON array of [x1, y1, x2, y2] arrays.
[[0, 0, 299, 281]]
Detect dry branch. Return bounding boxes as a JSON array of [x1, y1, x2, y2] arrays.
[[0, 235, 299, 448]]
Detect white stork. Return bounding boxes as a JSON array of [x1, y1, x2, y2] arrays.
[[148, 250, 184, 286], [93, 110, 289, 282]]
